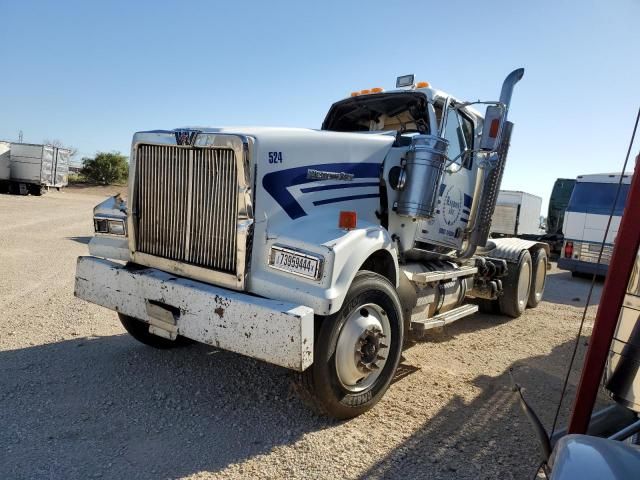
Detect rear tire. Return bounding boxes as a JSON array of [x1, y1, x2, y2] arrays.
[[498, 250, 532, 318], [296, 271, 404, 419], [527, 248, 547, 308], [118, 313, 193, 349]]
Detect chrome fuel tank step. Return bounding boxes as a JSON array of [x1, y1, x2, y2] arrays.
[[410, 303, 479, 334]]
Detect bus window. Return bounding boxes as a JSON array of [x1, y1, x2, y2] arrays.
[[566, 182, 630, 216]]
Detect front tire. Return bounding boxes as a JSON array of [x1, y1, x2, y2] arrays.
[[118, 313, 193, 349], [297, 271, 404, 419], [498, 250, 532, 318]]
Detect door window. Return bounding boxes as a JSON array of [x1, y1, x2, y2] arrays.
[[443, 109, 466, 169], [442, 107, 474, 170]]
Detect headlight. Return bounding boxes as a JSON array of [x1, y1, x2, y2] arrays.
[[108, 220, 126, 235], [94, 217, 126, 235]]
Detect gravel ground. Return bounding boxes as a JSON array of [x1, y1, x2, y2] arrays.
[[0, 187, 607, 479]]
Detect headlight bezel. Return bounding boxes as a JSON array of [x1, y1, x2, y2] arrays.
[[94, 216, 127, 236]]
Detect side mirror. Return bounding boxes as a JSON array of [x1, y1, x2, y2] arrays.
[[479, 105, 505, 151]]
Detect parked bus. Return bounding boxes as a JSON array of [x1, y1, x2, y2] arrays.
[[558, 173, 631, 277]]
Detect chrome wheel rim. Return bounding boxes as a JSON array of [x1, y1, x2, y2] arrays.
[[517, 260, 532, 311], [335, 303, 391, 392]]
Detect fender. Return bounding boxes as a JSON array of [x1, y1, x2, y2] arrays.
[[481, 237, 550, 263], [248, 215, 399, 316], [325, 222, 399, 314]]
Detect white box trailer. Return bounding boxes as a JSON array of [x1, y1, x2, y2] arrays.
[[8, 143, 71, 195], [491, 190, 543, 236], [0, 141, 10, 181]]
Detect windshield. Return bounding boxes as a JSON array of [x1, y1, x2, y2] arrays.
[[549, 179, 575, 211], [566, 181, 629, 215], [547, 179, 576, 234], [322, 92, 432, 134]]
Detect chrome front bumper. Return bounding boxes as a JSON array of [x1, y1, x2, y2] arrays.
[[74, 256, 314, 371]]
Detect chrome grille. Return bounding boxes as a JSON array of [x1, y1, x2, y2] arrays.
[[135, 144, 238, 273]]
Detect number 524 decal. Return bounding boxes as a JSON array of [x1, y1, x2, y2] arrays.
[[268, 151, 283, 164]]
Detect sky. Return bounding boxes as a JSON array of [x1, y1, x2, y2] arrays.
[[1, 0, 639, 211]]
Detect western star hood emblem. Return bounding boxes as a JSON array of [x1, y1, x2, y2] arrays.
[[307, 169, 354, 181], [175, 129, 200, 146]]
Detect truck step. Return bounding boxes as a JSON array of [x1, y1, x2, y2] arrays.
[[404, 265, 478, 285], [410, 304, 479, 333]]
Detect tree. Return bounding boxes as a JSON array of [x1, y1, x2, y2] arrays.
[[81, 152, 129, 185]]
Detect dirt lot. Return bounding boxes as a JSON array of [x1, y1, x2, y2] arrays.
[[0, 187, 605, 479]]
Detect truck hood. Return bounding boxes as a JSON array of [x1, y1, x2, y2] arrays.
[[130, 125, 396, 224], [134, 126, 396, 143]]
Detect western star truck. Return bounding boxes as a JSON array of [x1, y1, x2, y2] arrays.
[[74, 69, 549, 419]]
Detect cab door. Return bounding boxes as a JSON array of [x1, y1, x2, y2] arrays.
[[415, 102, 476, 250]]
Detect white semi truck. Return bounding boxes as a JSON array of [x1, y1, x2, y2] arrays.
[[75, 69, 549, 418]]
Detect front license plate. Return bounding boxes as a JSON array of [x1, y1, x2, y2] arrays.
[[269, 246, 322, 280]]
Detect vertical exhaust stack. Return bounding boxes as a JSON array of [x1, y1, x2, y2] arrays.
[[468, 121, 514, 250], [466, 68, 524, 252], [480, 67, 525, 153]]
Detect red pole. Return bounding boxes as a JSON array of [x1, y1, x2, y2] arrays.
[[568, 155, 640, 434]]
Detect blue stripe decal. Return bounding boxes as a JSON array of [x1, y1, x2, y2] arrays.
[[300, 181, 379, 193], [464, 194, 472, 208], [262, 162, 381, 219], [313, 193, 380, 206]]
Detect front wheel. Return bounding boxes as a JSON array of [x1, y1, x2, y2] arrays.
[[297, 271, 404, 419]]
